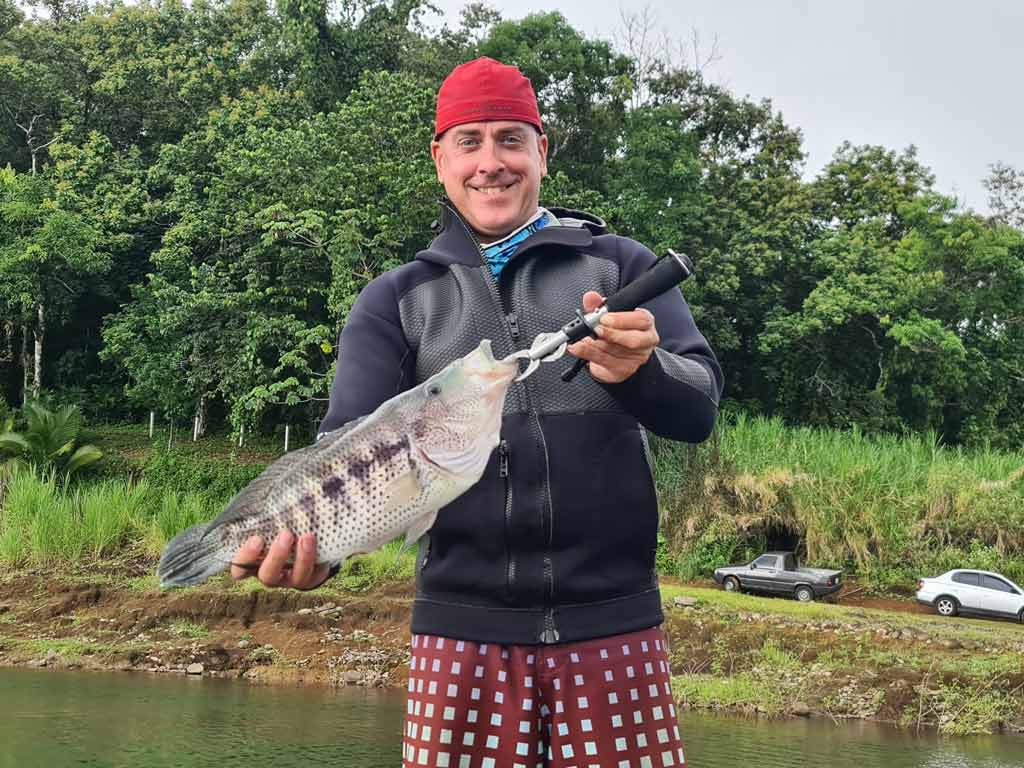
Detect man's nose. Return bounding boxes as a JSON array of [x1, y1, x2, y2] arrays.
[[475, 139, 505, 175]]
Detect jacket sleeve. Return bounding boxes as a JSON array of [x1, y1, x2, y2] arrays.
[[600, 239, 724, 442], [317, 274, 415, 439]]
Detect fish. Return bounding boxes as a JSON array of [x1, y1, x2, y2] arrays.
[[157, 339, 518, 587]]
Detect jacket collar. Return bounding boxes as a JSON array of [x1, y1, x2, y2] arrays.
[[415, 199, 604, 268]]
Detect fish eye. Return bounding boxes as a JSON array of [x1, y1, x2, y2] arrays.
[[427, 383, 442, 397]]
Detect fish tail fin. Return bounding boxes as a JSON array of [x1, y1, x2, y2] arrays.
[[158, 523, 230, 588]]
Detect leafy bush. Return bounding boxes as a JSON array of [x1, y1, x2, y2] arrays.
[[0, 402, 102, 478], [142, 449, 264, 502], [655, 532, 677, 575], [675, 522, 739, 580]]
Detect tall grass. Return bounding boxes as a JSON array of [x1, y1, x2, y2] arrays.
[[655, 412, 1024, 588], [0, 467, 221, 567], [5, 415, 1023, 594]]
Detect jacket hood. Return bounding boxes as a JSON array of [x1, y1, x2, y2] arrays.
[[416, 200, 609, 268]]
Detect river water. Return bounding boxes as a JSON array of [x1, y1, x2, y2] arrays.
[[1, 668, 1021, 767]]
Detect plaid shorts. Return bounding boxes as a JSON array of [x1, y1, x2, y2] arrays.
[[402, 626, 686, 768]]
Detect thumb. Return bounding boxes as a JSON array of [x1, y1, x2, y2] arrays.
[[581, 291, 604, 313]]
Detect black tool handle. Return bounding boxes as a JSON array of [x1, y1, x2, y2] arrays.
[[560, 249, 694, 382], [605, 249, 693, 313]]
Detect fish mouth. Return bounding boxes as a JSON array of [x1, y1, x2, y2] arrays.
[[471, 339, 518, 381]]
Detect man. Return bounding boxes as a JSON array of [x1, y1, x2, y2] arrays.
[[232, 57, 722, 767]]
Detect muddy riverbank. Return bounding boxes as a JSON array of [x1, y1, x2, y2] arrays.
[[2, 565, 1022, 736]]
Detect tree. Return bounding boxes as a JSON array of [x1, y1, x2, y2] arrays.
[[0, 168, 106, 402], [615, 70, 811, 413], [103, 71, 439, 432], [984, 162, 1024, 231], [759, 144, 1024, 445]]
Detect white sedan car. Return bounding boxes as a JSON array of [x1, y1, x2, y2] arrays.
[[916, 569, 1024, 622]]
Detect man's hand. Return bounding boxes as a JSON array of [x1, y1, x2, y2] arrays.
[[230, 530, 334, 590], [566, 291, 660, 384]]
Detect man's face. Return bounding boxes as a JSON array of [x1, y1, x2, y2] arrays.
[[431, 121, 549, 240]]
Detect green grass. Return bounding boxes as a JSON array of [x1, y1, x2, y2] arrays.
[[655, 412, 1024, 590], [927, 682, 1020, 736], [0, 466, 225, 567], [660, 583, 1024, 647], [339, 538, 417, 592], [10, 414, 1024, 599], [169, 620, 209, 639], [672, 673, 783, 714], [9, 637, 123, 663], [944, 653, 1024, 681]]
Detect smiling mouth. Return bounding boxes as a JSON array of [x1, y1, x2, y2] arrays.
[[470, 181, 518, 196]]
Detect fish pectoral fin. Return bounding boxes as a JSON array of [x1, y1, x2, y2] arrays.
[[385, 470, 424, 507], [404, 509, 439, 547]]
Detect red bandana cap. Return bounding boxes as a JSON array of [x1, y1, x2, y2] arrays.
[[434, 57, 543, 139]]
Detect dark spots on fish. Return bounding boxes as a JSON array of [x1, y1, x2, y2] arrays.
[[373, 435, 410, 464], [347, 456, 375, 487], [322, 475, 347, 501], [277, 513, 297, 534], [299, 494, 316, 514], [347, 437, 410, 489]]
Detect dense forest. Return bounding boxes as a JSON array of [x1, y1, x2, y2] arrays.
[[3, 0, 1024, 449]]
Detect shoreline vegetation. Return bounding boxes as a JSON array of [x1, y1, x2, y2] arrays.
[[3, 414, 1022, 590], [1, 416, 1022, 736], [0, 569, 1021, 737]]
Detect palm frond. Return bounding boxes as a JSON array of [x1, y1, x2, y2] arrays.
[[65, 444, 103, 476], [0, 432, 29, 456]]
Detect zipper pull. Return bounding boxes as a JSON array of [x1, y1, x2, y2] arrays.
[[498, 439, 509, 477], [540, 610, 560, 644], [506, 313, 521, 342]]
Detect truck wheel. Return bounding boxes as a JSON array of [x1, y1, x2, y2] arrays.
[[794, 586, 814, 603], [723, 577, 740, 593], [934, 596, 958, 617]]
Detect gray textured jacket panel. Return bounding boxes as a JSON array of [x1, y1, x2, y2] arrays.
[[319, 202, 723, 644]]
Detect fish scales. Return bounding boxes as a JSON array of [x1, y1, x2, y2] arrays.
[[158, 339, 518, 587]]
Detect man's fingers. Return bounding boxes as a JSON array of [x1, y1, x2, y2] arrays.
[[258, 529, 295, 587], [595, 324, 660, 351], [289, 533, 318, 588], [230, 535, 265, 580], [300, 563, 334, 591], [598, 308, 655, 331], [581, 291, 603, 313]]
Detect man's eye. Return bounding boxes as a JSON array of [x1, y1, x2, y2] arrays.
[[458, 139, 479, 148]]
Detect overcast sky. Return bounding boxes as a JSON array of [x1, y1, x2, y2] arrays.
[[424, 0, 1024, 214]]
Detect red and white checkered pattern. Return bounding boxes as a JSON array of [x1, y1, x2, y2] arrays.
[[403, 626, 686, 768]]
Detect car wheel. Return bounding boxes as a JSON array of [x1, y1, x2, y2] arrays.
[[723, 577, 740, 593], [934, 596, 959, 617], [1019, 608, 1023, 625], [794, 586, 814, 603]]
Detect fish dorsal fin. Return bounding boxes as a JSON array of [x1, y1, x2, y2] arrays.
[[204, 415, 369, 537], [404, 508, 440, 547]]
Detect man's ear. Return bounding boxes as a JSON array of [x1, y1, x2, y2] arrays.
[[431, 139, 445, 183], [537, 133, 549, 178]]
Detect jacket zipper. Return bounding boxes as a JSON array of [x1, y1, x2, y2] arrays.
[[419, 536, 431, 572], [506, 312, 521, 342], [440, 200, 560, 644], [499, 439, 516, 592]]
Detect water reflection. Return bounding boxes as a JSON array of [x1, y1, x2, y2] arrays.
[[2, 668, 1021, 768]]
